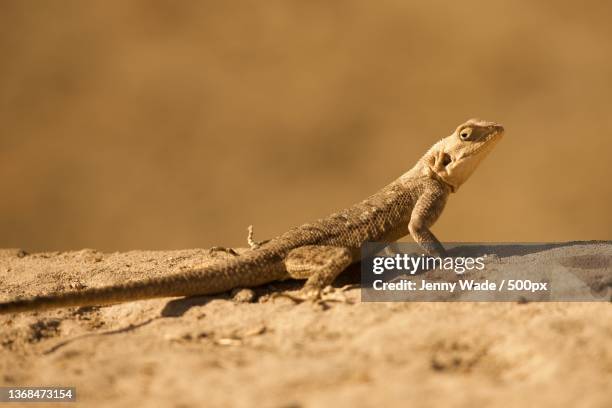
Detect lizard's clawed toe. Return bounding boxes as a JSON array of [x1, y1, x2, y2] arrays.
[[271, 285, 355, 307], [269, 289, 319, 304]]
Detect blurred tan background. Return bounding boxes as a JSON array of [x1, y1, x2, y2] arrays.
[[0, 0, 610, 252]]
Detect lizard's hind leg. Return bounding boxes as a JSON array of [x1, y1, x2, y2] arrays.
[[282, 245, 352, 301]]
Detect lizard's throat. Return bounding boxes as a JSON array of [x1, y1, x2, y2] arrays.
[[432, 148, 497, 192]]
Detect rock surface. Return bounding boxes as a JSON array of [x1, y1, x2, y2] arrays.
[[1, 243, 611, 407]]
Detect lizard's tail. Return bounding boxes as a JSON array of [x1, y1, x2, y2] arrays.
[[0, 277, 192, 315], [0, 283, 146, 314], [0, 253, 286, 315]]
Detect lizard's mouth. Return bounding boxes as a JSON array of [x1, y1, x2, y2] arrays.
[[454, 127, 504, 162], [476, 127, 504, 150], [485, 125, 505, 140], [492, 123, 505, 134]]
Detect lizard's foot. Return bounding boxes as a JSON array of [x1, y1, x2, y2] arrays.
[[246, 225, 269, 250], [271, 288, 322, 303], [208, 246, 239, 257], [335, 283, 360, 292], [271, 285, 356, 307], [320, 284, 358, 303], [275, 245, 354, 308]]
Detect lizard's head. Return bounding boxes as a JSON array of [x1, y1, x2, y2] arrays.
[[429, 118, 504, 192]]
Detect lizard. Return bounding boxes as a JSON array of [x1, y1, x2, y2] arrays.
[[0, 118, 504, 314]]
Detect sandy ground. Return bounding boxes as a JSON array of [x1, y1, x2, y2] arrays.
[[0, 243, 611, 408]]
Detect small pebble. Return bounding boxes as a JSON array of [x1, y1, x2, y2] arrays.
[[231, 288, 256, 303]]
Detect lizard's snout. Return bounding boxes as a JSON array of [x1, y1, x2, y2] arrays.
[[489, 124, 505, 136]]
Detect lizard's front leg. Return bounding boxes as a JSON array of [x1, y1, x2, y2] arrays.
[[408, 186, 450, 258], [282, 245, 352, 301]]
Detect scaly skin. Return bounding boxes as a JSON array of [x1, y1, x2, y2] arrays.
[[0, 119, 504, 314]]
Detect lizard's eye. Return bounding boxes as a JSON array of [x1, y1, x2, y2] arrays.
[[459, 128, 472, 140]]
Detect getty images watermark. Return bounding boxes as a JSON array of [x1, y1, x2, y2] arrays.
[[360, 242, 612, 302]]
